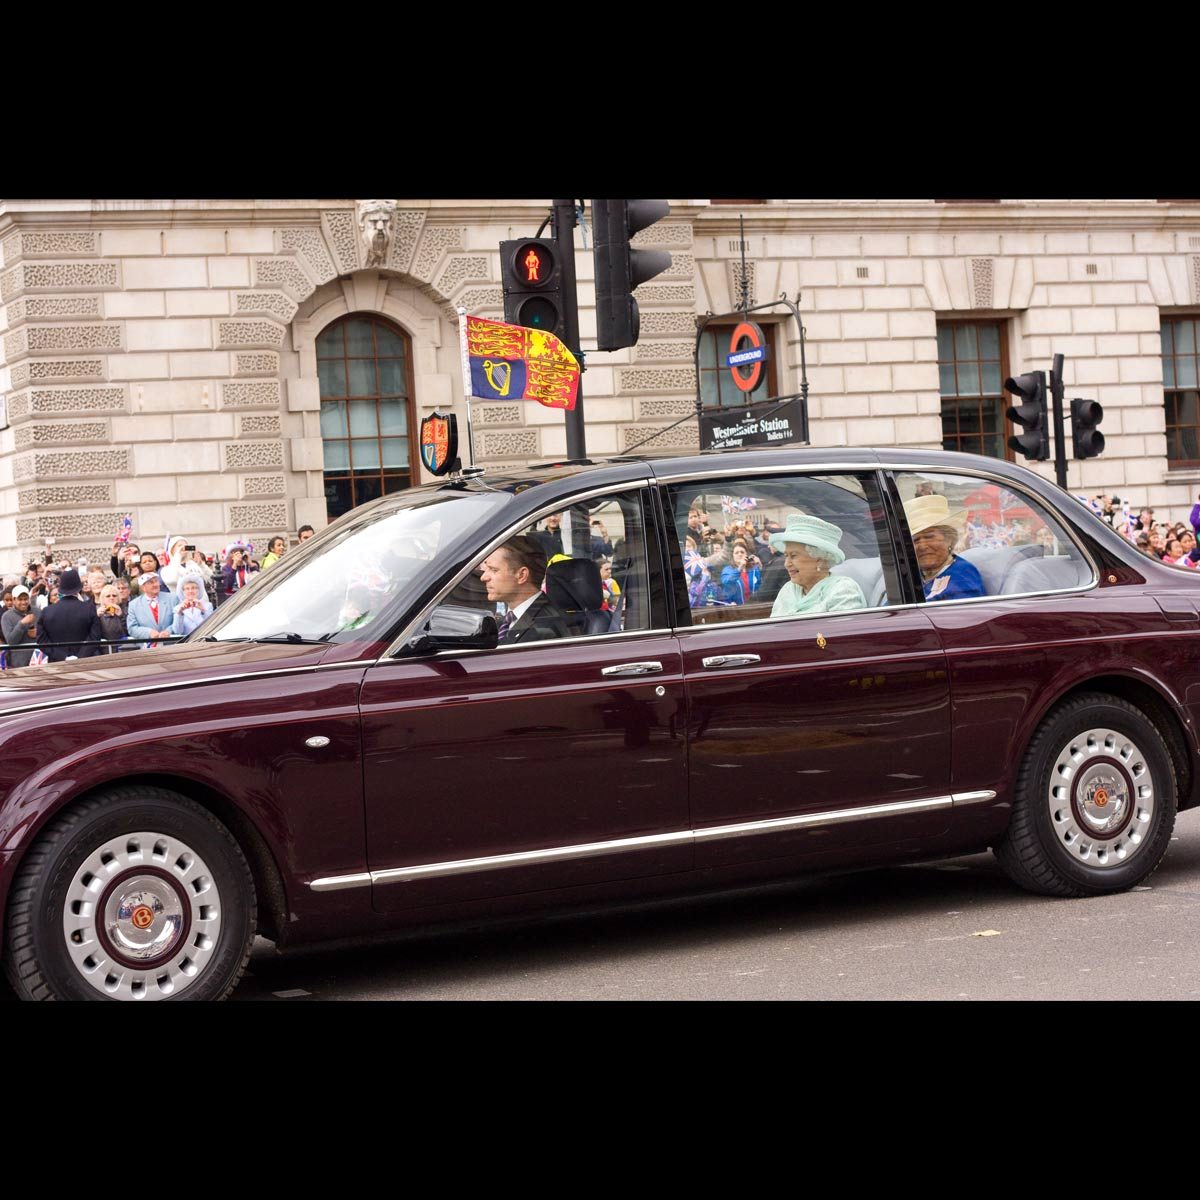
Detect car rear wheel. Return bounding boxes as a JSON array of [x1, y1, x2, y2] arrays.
[[994, 693, 1177, 897], [4, 786, 256, 1001]]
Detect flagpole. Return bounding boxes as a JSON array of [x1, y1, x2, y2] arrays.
[[456, 306, 476, 467]]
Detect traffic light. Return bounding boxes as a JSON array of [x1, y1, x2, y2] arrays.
[[500, 237, 565, 338], [592, 199, 672, 350], [1005, 371, 1050, 461], [1070, 398, 1105, 458]]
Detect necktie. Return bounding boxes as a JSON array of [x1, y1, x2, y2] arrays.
[[497, 610, 515, 640], [150, 601, 159, 624]]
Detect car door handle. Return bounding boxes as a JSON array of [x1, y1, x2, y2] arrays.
[[702, 654, 762, 669], [601, 661, 664, 676]]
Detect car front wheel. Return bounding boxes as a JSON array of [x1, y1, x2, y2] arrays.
[[994, 693, 1177, 897], [4, 786, 256, 1001]]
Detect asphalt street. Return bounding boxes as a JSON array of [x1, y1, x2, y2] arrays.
[[229, 810, 1200, 1002]]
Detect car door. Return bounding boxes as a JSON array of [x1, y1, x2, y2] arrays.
[[889, 467, 1103, 815], [660, 466, 954, 871], [359, 485, 692, 912]]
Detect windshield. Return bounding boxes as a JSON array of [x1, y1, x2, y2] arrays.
[[197, 487, 508, 644]]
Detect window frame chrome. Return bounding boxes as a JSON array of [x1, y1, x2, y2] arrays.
[[654, 459, 1102, 634]]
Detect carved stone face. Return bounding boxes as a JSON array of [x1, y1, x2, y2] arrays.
[[358, 199, 396, 266]]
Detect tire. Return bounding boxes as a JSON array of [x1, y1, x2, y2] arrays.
[[4, 786, 256, 1001], [994, 692, 1178, 897]]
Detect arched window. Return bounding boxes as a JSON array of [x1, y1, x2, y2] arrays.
[[317, 314, 416, 520]]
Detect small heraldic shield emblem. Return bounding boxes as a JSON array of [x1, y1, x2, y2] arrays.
[[420, 411, 459, 476], [816, 632, 827, 650]]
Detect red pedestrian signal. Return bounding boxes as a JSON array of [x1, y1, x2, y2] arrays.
[[500, 238, 564, 338]]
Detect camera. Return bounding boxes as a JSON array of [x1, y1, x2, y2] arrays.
[[184, 544, 196, 551]]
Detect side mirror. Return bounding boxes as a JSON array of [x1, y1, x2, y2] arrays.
[[402, 605, 499, 655]]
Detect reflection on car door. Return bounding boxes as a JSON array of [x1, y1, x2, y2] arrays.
[[360, 486, 690, 912], [680, 607, 954, 868], [360, 633, 689, 912]]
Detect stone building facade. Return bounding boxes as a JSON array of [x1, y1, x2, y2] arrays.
[[1, 198, 1198, 568]]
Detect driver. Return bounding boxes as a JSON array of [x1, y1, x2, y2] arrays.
[[479, 535, 571, 644]]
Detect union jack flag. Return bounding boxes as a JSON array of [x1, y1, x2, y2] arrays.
[[719, 496, 758, 514]]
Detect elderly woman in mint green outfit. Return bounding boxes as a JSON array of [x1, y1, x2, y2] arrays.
[[768, 513, 866, 617]]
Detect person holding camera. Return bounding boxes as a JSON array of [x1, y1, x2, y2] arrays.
[[3, 586, 39, 667], [170, 571, 213, 637]]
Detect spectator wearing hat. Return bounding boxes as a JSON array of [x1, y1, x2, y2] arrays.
[[158, 534, 191, 593], [128, 570, 177, 647], [903, 493, 986, 601], [768, 514, 866, 617], [220, 544, 258, 602], [37, 568, 102, 662], [3, 585, 39, 667], [170, 571, 213, 638]]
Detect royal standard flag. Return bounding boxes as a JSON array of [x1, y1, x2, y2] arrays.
[[464, 316, 580, 410]]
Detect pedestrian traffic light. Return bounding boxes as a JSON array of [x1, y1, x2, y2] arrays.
[[1006, 371, 1050, 461], [1070, 398, 1105, 459], [500, 237, 565, 338], [592, 199, 672, 350]]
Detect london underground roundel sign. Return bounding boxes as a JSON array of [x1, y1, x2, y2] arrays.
[[726, 321, 769, 393]]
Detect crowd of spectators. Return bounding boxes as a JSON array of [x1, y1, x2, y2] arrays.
[[1085, 493, 1200, 567], [1, 524, 317, 667]]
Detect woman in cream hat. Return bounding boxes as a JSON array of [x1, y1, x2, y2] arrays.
[[768, 514, 866, 617], [902, 492, 986, 601]]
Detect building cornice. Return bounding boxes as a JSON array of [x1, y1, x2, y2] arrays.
[[2, 199, 1199, 237]]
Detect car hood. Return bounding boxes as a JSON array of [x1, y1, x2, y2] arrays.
[[0, 641, 335, 716]]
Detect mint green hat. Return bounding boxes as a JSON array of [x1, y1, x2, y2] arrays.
[[768, 513, 847, 565]]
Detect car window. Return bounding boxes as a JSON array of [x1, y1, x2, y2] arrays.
[[199, 489, 508, 644], [665, 472, 901, 627], [894, 471, 1095, 602], [442, 489, 652, 643]]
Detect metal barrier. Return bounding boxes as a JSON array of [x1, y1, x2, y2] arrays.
[[1, 636, 189, 669]]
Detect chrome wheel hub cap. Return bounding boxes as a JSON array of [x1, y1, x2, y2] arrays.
[[62, 831, 222, 1000], [1048, 726, 1154, 869]]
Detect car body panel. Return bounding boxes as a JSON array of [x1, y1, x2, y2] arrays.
[[3, 445, 1200, 970]]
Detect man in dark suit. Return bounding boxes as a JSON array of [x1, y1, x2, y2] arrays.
[[37, 569, 102, 662], [480, 535, 571, 645]]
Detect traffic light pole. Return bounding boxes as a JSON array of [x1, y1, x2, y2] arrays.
[[553, 198, 587, 461], [1050, 352, 1068, 490]]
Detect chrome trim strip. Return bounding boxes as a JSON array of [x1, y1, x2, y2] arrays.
[[307, 793, 959, 892], [653, 462, 885, 482], [372, 625, 681, 664], [952, 789, 997, 806], [372, 828, 695, 884], [380, 479, 654, 662], [690, 795, 953, 843], [309, 872, 373, 893]]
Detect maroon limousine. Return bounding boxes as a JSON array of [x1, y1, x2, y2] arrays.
[[2, 446, 1197, 1000]]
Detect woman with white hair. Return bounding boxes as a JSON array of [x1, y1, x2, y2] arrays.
[[170, 571, 213, 637], [902, 493, 986, 601], [768, 514, 866, 617]]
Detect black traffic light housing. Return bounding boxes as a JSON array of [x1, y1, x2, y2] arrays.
[[592, 199, 672, 351], [1005, 371, 1050, 461], [1071, 398, 1105, 459], [500, 237, 565, 338]]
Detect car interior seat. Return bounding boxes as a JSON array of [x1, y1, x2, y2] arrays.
[[830, 556, 886, 608], [545, 558, 609, 636]]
